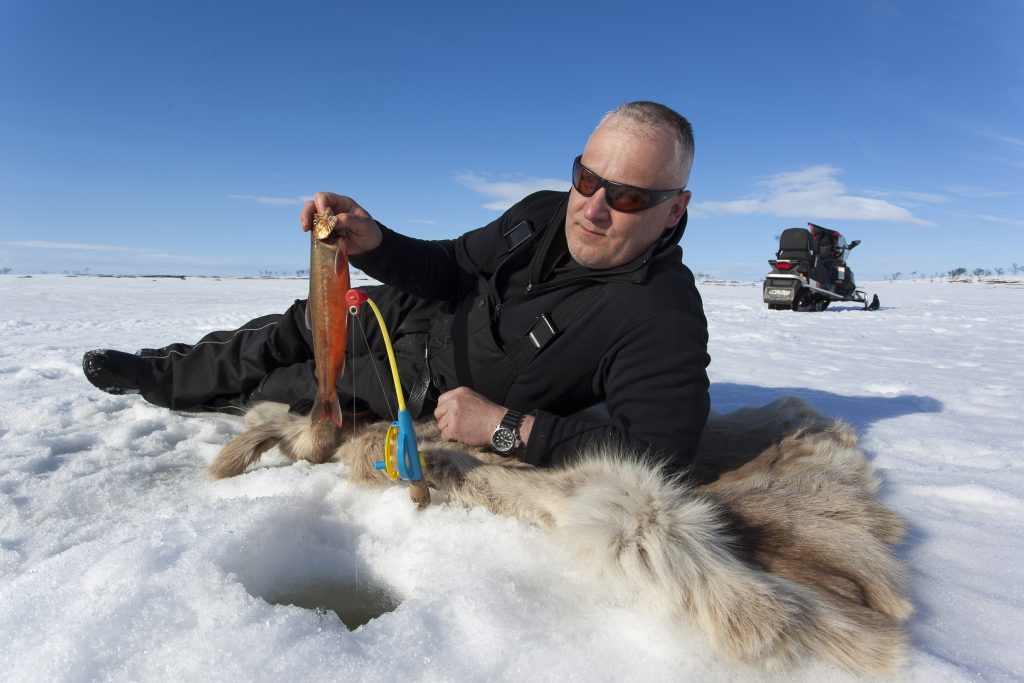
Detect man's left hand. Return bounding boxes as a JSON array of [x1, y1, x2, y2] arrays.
[[430, 389, 505, 448], [433, 387, 504, 446], [434, 387, 535, 449]]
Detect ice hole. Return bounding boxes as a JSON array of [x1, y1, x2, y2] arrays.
[[259, 577, 402, 630]]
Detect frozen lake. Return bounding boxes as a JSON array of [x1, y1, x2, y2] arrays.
[[1, 274, 1022, 681]]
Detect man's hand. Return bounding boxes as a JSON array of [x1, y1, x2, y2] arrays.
[[300, 192, 382, 256], [434, 387, 533, 449]]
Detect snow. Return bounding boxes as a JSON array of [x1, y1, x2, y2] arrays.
[[2, 274, 1023, 682]]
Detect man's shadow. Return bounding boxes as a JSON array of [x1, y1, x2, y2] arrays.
[[710, 382, 942, 434], [692, 383, 942, 483]]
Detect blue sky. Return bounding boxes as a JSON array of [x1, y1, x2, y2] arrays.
[[1, 0, 1021, 280]]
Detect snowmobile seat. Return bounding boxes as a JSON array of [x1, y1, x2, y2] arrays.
[[776, 228, 813, 270], [813, 229, 838, 262]]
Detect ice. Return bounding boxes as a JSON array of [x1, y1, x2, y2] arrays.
[[1, 274, 1023, 681]]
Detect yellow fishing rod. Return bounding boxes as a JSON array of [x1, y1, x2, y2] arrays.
[[344, 289, 427, 488]]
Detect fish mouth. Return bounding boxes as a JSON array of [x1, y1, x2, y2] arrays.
[[316, 233, 344, 246]]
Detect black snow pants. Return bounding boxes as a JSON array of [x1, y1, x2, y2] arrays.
[[137, 286, 442, 419]]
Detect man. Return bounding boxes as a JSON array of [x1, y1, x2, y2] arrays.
[[84, 101, 710, 470]]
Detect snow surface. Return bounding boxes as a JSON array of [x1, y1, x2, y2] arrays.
[[1, 274, 1022, 682]]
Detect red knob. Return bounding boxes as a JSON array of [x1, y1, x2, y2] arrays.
[[345, 288, 368, 314]]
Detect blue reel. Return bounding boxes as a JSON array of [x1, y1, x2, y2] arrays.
[[375, 409, 424, 481]]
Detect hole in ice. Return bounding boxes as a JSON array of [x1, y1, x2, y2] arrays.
[[215, 505, 402, 630], [257, 577, 402, 630]]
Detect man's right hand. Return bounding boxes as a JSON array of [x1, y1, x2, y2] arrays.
[[300, 192, 383, 256]]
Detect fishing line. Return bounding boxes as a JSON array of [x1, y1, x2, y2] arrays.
[[350, 310, 357, 428], [344, 287, 428, 504], [356, 314, 395, 421]]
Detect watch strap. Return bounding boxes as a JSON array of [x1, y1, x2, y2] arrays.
[[492, 409, 524, 453], [499, 409, 523, 432]]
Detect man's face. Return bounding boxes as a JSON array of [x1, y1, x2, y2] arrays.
[[565, 121, 691, 270]]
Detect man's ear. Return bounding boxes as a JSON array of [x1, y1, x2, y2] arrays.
[[664, 190, 691, 229]]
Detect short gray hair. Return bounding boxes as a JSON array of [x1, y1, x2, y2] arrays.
[[601, 101, 694, 186]]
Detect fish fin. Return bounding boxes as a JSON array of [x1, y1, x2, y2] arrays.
[[311, 393, 344, 431]]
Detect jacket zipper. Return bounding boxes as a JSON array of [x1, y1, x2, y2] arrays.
[[494, 274, 604, 314]]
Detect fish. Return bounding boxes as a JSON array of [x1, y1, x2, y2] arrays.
[[308, 210, 429, 509], [306, 210, 350, 460]]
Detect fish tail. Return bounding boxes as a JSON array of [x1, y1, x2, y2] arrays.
[[311, 391, 344, 430]]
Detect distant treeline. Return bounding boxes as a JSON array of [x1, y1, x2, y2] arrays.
[[259, 269, 309, 278], [692, 263, 1024, 284], [258, 268, 367, 279], [882, 263, 1023, 281]]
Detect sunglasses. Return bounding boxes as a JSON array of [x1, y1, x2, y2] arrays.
[[571, 155, 685, 213]]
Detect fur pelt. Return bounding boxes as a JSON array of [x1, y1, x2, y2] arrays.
[[210, 397, 911, 675]]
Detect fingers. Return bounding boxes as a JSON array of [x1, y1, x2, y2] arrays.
[[313, 191, 339, 213], [433, 394, 451, 438], [434, 392, 452, 440], [299, 200, 316, 232], [314, 191, 363, 215], [300, 192, 367, 233], [334, 211, 369, 233], [432, 386, 467, 421], [433, 387, 504, 446]]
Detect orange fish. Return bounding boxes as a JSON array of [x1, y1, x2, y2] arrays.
[[308, 211, 349, 447]]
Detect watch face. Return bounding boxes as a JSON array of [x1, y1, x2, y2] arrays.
[[492, 427, 516, 453]]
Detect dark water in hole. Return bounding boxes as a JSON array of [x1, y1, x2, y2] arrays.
[[264, 579, 402, 630]]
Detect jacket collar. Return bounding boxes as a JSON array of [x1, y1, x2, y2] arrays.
[[532, 193, 688, 285]]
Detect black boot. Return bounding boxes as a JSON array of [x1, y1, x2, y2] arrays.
[[82, 349, 156, 395]]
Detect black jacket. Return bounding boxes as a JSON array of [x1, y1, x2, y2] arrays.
[[352, 191, 710, 471]]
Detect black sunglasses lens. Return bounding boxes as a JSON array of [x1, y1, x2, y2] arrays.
[[573, 156, 670, 212], [606, 185, 650, 212], [572, 158, 600, 197]]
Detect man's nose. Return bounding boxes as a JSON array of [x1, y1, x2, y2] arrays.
[[582, 188, 612, 222]]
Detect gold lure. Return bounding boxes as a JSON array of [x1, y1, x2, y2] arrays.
[[313, 210, 337, 241]]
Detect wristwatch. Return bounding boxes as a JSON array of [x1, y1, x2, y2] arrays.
[[491, 409, 523, 454]]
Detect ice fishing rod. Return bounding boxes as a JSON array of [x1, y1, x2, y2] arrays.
[[344, 288, 430, 507]]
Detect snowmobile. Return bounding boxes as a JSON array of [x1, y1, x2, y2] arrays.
[[763, 222, 879, 311]]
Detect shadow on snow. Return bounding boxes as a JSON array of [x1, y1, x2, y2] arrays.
[[710, 382, 942, 433]]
